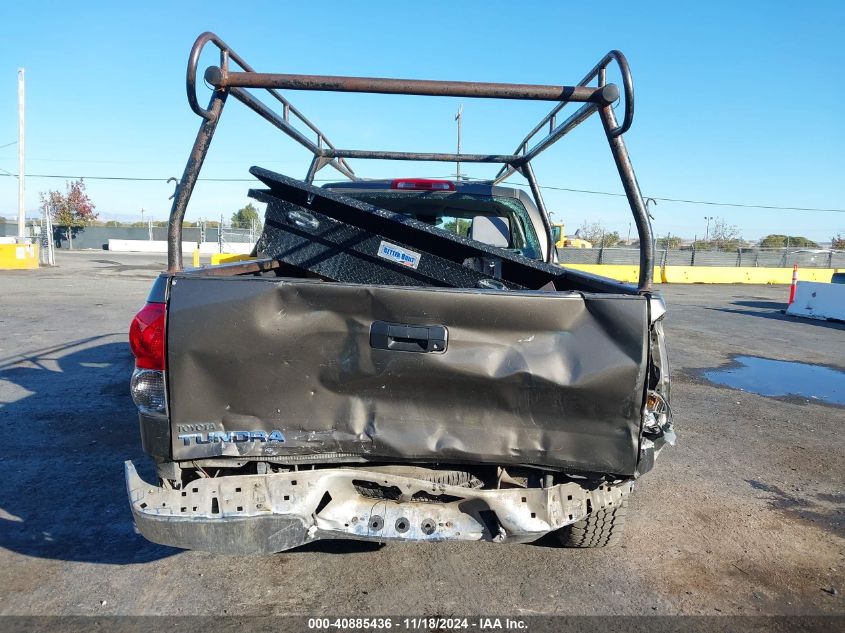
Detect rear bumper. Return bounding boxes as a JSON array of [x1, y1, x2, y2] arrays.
[[126, 461, 633, 554]]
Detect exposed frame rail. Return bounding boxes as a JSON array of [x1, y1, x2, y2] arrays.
[[167, 32, 654, 291]]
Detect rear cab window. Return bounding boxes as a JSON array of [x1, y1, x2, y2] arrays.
[[330, 190, 543, 260]]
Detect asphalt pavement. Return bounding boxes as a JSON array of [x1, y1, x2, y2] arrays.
[[0, 251, 842, 619]]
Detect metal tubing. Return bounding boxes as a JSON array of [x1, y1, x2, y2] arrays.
[[167, 92, 228, 273], [187, 33, 353, 175], [322, 149, 520, 163], [229, 88, 356, 180], [205, 67, 618, 104], [578, 50, 634, 137], [494, 101, 599, 184], [187, 33, 231, 119], [172, 33, 648, 287], [496, 50, 633, 185], [184, 257, 282, 277], [598, 105, 653, 292], [520, 162, 554, 262], [521, 101, 600, 163], [499, 86, 613, 176], [231, 87, 318, 152], [305, 156, 332, 183]]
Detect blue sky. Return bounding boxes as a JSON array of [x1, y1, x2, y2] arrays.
[[1, 1, 843, 241]]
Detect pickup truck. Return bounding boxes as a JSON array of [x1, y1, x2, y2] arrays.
[[125, 32, 674, 554]]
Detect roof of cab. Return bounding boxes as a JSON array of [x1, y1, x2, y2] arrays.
[[321, 179, 529, 201]]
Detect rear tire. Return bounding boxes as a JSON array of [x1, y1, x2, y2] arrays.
[[556, 497, 628, 548]]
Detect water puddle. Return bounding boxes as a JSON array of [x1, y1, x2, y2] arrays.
[[703, 356, 845, 406]]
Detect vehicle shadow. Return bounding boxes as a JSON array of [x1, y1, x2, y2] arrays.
[[289, 540, 385, 554], [705, 304, 845, 331], [0, 336, 178, 564], [731, 300, 787, 310]]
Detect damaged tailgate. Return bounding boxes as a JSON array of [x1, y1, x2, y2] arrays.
[[166, 276, 649, 476]]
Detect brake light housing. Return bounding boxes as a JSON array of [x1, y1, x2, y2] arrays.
[[391, 178, 455, 191], [130, 302, 166, 370]]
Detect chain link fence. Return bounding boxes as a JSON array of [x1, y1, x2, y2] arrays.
[[39, 209, 55, 266], [2, 220, 261, 252], [5, 220, 840, 268], [558, 246, 845, 269]]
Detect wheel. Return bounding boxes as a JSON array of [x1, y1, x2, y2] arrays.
[[556, 497, 628, 548]]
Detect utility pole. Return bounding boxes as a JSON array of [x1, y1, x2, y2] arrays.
[[17, 68, 25, 241], [455, 104, 463, 181]]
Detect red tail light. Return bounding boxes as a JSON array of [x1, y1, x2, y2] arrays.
[[391, 178, 455, 191], [130, 302, 166, 370]]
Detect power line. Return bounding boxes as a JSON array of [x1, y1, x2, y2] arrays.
[[535, 184, 845, 213], [1, 171, 843, 214], [0, 173, 253, 182]]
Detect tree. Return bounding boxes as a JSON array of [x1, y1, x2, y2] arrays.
[[440, 218, 472, 237], [759, 234, 818, 248], [576, 221, 620, 247], [656, 236, 683, 249], [231, 203, 262, 230], [695, 217, 742, 250], [832, 233, 845, 250], [39, 179, 98, 249], [710, 218, 739, 243]]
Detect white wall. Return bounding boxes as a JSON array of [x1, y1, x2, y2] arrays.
[[107, 240, 254, 254]]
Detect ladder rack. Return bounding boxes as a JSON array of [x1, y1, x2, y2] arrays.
[[167, 32, 654, 291]]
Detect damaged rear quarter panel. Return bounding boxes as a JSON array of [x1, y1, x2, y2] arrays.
[[166, 276, 649, 475]]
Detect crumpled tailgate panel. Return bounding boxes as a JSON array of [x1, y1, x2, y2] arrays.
[[167, 277, 648, 475]]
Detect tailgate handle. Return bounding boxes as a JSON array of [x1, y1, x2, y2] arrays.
[[370, 321, 448, 353]]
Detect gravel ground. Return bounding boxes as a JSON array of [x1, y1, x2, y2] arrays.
[[0, 251, 842, 618]]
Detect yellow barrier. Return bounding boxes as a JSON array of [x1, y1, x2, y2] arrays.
[[0, 243, 38, 270], [190, 250, 257, 267], [661, 266, 840, 284], [564, 264, 662, 284], [209, 253, 257, 265], [563, 263, 841, 285], [184, 250, 842, 285]]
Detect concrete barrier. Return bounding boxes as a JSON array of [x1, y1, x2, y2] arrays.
[[197, 242, 253, 255], [564, 264, 662, 284], [101, 242, 843, 286], [563, 264, 840, 285], [108, 239, 191, 253], [108, 239, 254, 255], [786, 281, 845, 321], [209, 253, 256, 265], [661, 266, 839, 284], [0, 243, 38, 269]]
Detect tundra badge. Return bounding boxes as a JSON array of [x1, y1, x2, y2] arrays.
[[178, 430, 286, 446]]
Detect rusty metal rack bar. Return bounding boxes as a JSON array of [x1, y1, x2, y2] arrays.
[[168, 31, 654, 291]]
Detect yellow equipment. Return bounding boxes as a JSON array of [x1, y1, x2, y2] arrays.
[[551, 223, 592, 249]]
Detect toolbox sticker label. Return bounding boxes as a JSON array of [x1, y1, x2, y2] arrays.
[[377, 240, 421, 269]]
